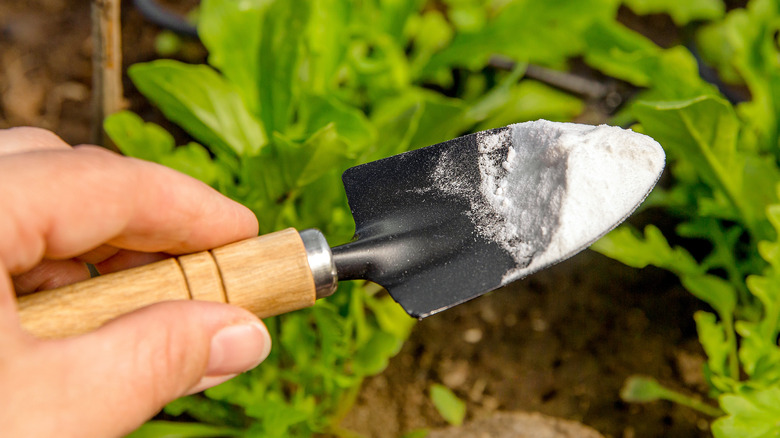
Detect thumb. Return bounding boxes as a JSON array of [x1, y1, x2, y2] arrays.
[[22, 301, 271, 438]]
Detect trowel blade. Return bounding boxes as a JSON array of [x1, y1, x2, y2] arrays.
[[334, 120, 665, 318]]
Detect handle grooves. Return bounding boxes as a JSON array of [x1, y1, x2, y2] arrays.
[[17, 228, 317, 339]]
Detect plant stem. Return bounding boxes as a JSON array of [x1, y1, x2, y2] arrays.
[[720, 312, 741, 380], [658, 386, 724, 418]]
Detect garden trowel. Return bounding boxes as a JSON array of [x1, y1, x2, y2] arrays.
[[18, 120, 665, 338]]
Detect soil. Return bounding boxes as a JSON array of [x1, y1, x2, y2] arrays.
[[0, 2, 717, 437]]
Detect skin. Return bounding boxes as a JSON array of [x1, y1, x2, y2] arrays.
[[0, 127, 272, 437]]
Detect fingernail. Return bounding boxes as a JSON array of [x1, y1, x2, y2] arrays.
[[186, 374, 238, 396], [205, 322, 271, 377]]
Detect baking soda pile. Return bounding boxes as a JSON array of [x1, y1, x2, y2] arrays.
[[435, 120, 665, 283]]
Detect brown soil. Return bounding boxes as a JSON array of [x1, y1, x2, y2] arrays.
[[1, 2, 715, 437], [340, 247, 713, 438]]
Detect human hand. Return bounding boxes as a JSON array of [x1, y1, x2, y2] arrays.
[[0, 128, 271, 437]]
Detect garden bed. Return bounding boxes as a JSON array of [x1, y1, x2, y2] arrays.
[[0, 1, 720, 437]]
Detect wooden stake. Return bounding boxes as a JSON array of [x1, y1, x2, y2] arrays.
[[91, 0, 123, 149]]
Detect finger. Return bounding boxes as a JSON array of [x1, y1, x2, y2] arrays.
[[74, 245, 120, 265], [94, 250, 169, 274], [0, 127, 71, 156], [3, 301, 271, 438], [0, 146, 258, 275], [12, 259, 90, 295], [0, 265, 20, 335]]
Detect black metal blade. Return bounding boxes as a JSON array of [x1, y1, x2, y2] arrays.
[[333, 121, 665, 318]]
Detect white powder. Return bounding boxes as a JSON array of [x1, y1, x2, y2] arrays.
[[434, 120, 665, 284]]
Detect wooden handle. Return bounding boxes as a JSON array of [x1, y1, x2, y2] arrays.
[[18, 228, 317, 339]]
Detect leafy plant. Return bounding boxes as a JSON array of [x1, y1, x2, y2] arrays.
[[107, 0, 585, 436], [589, 0, 780, 435], [109, 0, 780, 435]]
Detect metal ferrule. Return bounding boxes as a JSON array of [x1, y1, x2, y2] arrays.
[[300, 229, 338, 299]]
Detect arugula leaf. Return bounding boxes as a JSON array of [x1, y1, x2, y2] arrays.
[[713, 386, 780, 438], [591, 225, 701, 275], [421, 0, 620, 75], [429, 384, 467, 426], [620, 375, 723, 416], [696, 0, 780, 153], [633, 96, 776, 239], [126, 421, 241, 438], [129, 61, 266, 158], [583, 20, 714, 100], [695, 311, 735, 389], [623, 0, 724, 25], [473, 80, 583, 131]]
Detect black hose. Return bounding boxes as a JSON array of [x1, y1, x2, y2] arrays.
[[133, 0, 198, 38]]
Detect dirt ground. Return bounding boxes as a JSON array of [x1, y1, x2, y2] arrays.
[[0, 2, 716, 437]]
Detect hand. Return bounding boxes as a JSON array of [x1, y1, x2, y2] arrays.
[[0, 128, 271, 437]]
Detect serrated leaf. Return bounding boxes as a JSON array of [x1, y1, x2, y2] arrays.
[[682, 274, 737, 318], [129, 60, 266, 157], [624, 0, 724, 26], [713, 386, 780, 438], [421, 0, 620, 75], [634, 95, 776, 239], [583, 21, 712, 99], [430, 384, 467, 426], [695, 311, 732, 380], [695, 0, 780, 152], [126, 421, 241, 438], [592, 225, 701, 275], [474, 79, 583, 131]]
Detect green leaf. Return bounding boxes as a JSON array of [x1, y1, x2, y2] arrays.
[[257, 0, 311, 133], [126, 421, 241, 438], [583, 21, 713, 99], [681, 274, 737, 318], [366, 295, 416, 341], [620, 375, 724, 416], [473, 80, 583, 131], [129, 60, 266, 157], [696, 0, 780, 152], [159, 142, 231, 187], [713, 386, 780, 438], [305, 0, 351, 93], [430, 384, 467, 426], [353, 330, 400, 376], [402, 429, 431, 438], [244, 397, 316, 436], [623, 0, 724, 26], [421, 0, 620, 75], [634, 96, 775, 239], [620, 375, 667, 402], [104, 111, 174, 161], [592, 225, 701, 275], [199, 0, 272, 115], [695, 311, 733, 382], [296, 93, 376, 150]]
